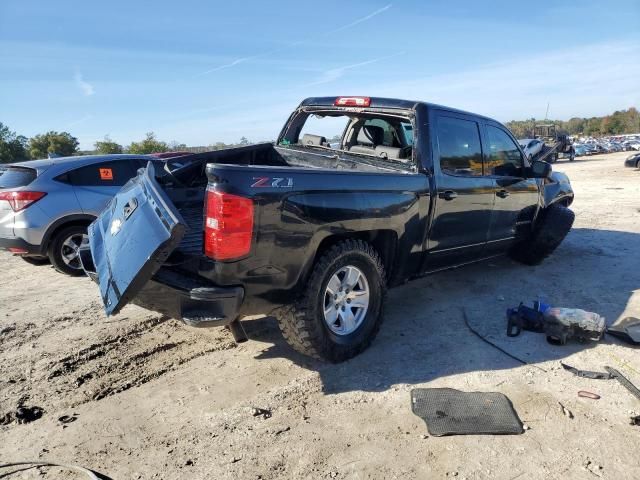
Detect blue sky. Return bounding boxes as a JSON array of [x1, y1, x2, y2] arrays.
[[1, 0, 638, 149]]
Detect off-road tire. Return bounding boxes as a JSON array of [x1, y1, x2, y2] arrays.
[[48, 225, 88, 276], [21, 256, 49, 266], [511, 204, 575, 266], [276, 239, 386, 362]]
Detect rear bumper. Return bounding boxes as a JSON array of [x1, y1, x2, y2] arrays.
[[0, 236, 43, 256], [80, 246, 243, 327], [132, 271, 244, 328]]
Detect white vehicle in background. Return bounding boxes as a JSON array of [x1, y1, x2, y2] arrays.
[[518, 138, 544, 159]]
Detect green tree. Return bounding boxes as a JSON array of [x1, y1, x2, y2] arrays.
[[0, 122, 29, 163], [127, 132, 169, 154], [94, 135, 123, 154], [210, 142, 228, 150], [28, 131, 79, 159], [239, 136, 250, 146], [168, 141, 187, 151]]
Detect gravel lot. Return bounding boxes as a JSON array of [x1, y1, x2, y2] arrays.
[[1, 150, 639, 479]]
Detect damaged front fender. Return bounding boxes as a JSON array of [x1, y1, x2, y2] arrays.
[[542, 171, 574, 207]]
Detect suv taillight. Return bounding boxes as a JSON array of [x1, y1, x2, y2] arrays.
[[0, 191, 46, 212], [204, 189, 253, 260]]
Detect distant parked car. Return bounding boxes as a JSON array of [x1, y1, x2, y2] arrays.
[[624, 152, 640, 168], [574, 145, 589, 157], [0, 154, 154, 275], [518, 138, 544, 159]]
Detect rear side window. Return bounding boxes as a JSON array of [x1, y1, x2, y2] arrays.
[[67, 161, 138, 187], [0, 167, 37, 188], [486, 126, 525, 177], [436, 116, 483, 176]]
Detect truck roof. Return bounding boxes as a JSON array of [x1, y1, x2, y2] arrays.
[[299, 96, 495, 122]]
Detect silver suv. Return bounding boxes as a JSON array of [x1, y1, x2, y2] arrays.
[[0, 154, 153, 275]]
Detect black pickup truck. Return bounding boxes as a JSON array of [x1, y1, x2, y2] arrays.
[[82, 96, 575, 362]]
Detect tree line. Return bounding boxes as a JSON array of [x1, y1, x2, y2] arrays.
[[505, 107, 639, 139], [2, 107, 638, 163], [0, 123, 252, 164]]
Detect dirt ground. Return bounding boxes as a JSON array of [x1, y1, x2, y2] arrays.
[[1, 150, 639, 479]]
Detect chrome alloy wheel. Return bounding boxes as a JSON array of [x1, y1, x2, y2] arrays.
[[60, 233, 89, 270], [323, 265, 370, 335]]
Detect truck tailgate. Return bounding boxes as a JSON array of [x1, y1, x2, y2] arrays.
[[85, 162, 187, 316]]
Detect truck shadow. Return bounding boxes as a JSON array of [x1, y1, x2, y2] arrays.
[[248, 227, 639, 393]]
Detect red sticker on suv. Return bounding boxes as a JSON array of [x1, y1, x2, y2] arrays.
[[100, 168, 113, 180]]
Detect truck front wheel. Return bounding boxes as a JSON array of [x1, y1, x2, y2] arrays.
[[510, 204, 575, 266], [276, 239, 386, 362]]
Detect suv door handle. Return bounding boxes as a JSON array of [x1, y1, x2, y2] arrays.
[[496, 189, 510, 198], [439, 190, 458, 201]]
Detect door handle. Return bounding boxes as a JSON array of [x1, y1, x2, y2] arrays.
[[496, 189, 510, 198], [439, 190, 458, 201]]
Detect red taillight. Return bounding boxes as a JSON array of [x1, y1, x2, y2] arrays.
[[334, 96, 371, 107], [0, 191, 46, 212], [204, 189, 253, 260]]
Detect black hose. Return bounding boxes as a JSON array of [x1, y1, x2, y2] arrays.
[[462, 308, 547, 373]]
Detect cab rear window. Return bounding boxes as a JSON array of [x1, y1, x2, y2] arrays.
[[0, 167, 37, 188]]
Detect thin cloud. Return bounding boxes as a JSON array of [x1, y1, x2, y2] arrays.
[[196, 4, 393, 76], [195, 57, 253, 77], [326, 3, 392, 34], [307, 52, 404, 86], [74, 71, 95, 96]]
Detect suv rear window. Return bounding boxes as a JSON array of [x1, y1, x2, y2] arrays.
[[0, 167, 37, 188], [65, 161, 138, 187]]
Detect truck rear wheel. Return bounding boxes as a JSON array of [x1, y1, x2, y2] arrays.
[[510, 204, 575, 266], [276, 239, 386, 362]]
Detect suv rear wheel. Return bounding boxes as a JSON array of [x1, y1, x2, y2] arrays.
[[276, 239, 386, 362], [48, 225, 89, 276]]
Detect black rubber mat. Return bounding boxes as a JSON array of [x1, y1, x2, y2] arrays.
[[411, 388, 523, 436]]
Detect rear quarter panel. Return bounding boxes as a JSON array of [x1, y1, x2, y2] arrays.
[[203, 165, 431, 314]]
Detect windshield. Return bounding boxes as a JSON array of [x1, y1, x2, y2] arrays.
[[0, 167, 38, 189], [281, 109, 415, 165]]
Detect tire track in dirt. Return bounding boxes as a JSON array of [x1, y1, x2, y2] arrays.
[[1, 300, 237, 421]]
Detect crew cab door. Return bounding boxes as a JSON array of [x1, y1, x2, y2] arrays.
[[83, 162, 186, 316], [425, 113, 495, 269], [482, 123, 540, 254]]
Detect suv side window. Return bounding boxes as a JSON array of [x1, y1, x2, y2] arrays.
[[486, 126, 525, 177], [436, 116, 483, 176], [67, 161, 137, 187]]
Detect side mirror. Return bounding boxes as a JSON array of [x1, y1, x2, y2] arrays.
[[529, 159, 552, 179]]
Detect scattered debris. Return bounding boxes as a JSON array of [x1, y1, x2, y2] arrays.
[[58, 414, 78, 425], [578, 391, 601, 400], [559, 402, 574, 419], [522, 423, 531, 431], [630, 415, 640, 426], [561, 363, 612, 380], [250, 407, 272, 419], [607, 316, 640, 345], [0, 405, 44, 425], [231, 456, 242, 464], [274, 426, 290, 435], [506, 301, 605, 344], [605, 367, 640, 402]]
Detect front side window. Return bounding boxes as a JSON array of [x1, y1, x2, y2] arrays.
[[486, 126, 524, 177], [436, 116, 483, 176]]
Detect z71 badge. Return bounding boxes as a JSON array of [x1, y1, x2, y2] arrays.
[[251, 177, 294, 188]]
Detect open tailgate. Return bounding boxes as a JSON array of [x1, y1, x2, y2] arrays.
[[84, 162, 186, 316]]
